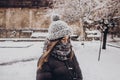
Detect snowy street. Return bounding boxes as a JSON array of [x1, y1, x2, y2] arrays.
[[0, 41, 120, 80]]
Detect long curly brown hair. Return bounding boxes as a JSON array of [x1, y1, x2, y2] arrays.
[[37, 39, 74, 70]]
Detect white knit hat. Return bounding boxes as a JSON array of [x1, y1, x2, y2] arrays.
[[47, 14, 72, 40]]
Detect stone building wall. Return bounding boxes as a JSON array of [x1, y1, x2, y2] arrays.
[[0, 8, 51, 29], [0, 9, 6, 28]]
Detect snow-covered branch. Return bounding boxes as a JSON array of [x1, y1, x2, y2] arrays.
[[52, 0, 120, 22]]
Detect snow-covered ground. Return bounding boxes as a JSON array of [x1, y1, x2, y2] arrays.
[[72, 41, 120, 80], [0, 41, 120, 80]]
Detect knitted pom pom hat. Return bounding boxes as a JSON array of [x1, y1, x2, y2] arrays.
[[47, 14, 72, 40]]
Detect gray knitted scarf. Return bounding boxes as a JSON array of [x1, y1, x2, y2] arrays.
[[51, 41, 72, 61]]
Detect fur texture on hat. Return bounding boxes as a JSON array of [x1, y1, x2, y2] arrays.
[[48, 20, 72, 40]]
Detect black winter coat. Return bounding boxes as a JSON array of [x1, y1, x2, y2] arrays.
[[36, 53, 83, 80]]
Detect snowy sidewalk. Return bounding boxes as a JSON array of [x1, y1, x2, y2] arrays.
[[72, 41, 120, 80], [0, 41, 120, 80], [0, 42, 43, 64]]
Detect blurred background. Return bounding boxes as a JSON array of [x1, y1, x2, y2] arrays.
[[0, 0, 120, 80]]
